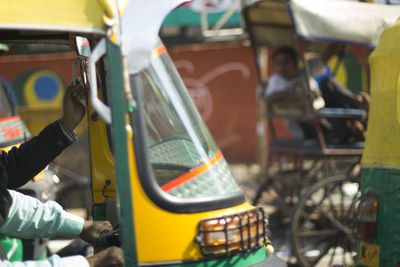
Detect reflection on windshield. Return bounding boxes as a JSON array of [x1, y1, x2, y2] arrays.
[[133, 44, 242, 199]]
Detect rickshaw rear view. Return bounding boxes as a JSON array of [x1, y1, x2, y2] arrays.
[[356, 13, 400, 267]]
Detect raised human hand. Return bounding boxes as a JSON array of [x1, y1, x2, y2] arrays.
[[60, 79, 87, 133]]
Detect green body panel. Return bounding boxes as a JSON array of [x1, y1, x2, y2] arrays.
[[36, 250, 47, 260], [160, 247, 267, 267], [0, 236, 23, 261], [93, 204, 107, 221], [343, 52, 363, 95], [106, 39, 138, 267], [357, 167, 400, 267], [163, 8, 240, 26]]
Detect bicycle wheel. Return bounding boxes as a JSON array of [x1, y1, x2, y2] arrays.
[[252, 157, 349, 207], [291, 174, 360, 267]]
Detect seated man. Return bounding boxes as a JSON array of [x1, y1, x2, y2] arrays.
[[0, 81, 123, 266], [265, 45, 369, 144]]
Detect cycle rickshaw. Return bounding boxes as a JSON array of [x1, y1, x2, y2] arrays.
[[242, 0, 400, 265]]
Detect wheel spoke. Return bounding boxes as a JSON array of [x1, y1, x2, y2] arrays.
[[329, 246, 338, 266], [319, 207, 354, 238], [291, 175, 360, 267], [307, 236, 335, 266]]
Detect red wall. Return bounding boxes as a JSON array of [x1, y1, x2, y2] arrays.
[[169, 43, 259, 163], [0, 52, 75, 84], [0, 45, 260, 163]]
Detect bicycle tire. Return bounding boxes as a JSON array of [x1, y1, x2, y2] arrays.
[[252, 156, 356, 207], [290, 174, 360, 267]]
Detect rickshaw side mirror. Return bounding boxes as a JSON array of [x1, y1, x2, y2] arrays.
[[75, 36, 91, 58]]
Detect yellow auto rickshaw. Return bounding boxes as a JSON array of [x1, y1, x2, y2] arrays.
[[0, 0, 286, 266]]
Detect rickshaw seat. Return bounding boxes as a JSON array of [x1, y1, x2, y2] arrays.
[[266, 92, 365, 158], [269, 138, 364, 157], [269, 139, 322, 156], [317, 108, 366, 119]]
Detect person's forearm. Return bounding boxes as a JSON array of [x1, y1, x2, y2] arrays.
[[0, 190, 83, 239], [0, 255, 89, 267], [1, 121, 73, 189]]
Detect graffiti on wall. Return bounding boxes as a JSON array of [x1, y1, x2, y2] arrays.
[[12, 68, 65, 107], [174, 60, 251, 121]]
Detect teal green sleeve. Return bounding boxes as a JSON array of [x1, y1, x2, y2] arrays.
[[0, 255, 89, 267], [0, 190, 84, 239]]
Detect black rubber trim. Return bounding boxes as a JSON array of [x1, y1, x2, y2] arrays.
[[129, 75, 245, 214], [99, 57, 114, 154]]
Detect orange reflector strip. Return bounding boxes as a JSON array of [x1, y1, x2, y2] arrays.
[[151, 45, 167, 59], [161, 150, 223, 192], [0, 116, 20, 123]]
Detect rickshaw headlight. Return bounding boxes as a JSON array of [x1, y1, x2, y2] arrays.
[[195, 207, 267, 256]]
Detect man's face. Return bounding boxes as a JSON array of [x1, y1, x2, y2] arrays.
[[273, 53, 298, 80]]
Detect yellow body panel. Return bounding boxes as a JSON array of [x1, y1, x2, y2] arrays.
[[358, 241, 380, 267], [126, 126, 256, 262], [0, 0, 104, 33], [88, 104, 116, 203], [362, 21, 400, 167]]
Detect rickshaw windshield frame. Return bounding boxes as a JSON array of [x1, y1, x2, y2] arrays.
[[128, 45, 245, 213]]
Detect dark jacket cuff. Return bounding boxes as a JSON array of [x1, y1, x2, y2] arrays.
[[40, 120, 74, 150]]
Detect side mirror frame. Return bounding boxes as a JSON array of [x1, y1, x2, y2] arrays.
[[75, 36, 91, 58]]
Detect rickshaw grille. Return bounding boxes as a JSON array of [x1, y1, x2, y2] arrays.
[[196, 207, 267, 257]]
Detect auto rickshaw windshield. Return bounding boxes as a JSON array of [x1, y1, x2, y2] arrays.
[[133, 43, 242, 200]]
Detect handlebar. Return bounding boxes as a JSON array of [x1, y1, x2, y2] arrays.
[[93, 230, 121, 253]]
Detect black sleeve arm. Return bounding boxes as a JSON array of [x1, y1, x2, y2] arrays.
[[0, 120, 73, 189]]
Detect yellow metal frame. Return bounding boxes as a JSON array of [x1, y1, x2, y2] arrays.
[[362, 21, 400, 168], [87, 103, 117, 203], [0, 0, 105, 34]]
